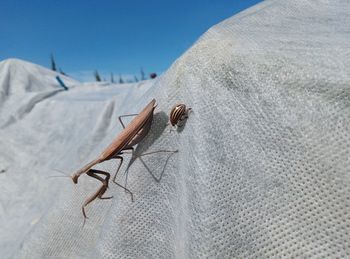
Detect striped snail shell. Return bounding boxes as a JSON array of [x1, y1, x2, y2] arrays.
[[169, 104, 191, 126]]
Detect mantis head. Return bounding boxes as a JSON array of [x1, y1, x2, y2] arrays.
[[72, 174, 79, 184]]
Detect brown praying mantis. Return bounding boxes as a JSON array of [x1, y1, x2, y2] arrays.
[[71, 99, 177, 221]]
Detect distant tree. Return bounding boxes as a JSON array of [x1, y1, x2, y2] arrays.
[[94, 70, 101, 82], [50, 53, 57, 71], [56, 75, 68, 91], [59, 68, 67, 76], [140, 67, 145, 81], [119, 74, 124, 84], [134, 75, 139, 82], [111, 73, 115, 83]]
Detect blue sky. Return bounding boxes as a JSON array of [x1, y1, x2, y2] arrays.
[[0, 0, 261, 81]]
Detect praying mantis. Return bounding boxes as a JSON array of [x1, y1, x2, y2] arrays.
[[71, 99, 177, 220]]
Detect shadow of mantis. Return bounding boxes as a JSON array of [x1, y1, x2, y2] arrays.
[[121, 111, 178, 188]]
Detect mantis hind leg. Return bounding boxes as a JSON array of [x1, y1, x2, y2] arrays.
[[138, 150, 178, 157], [111, 155, 134, 202], [127, 149, 178, 182]]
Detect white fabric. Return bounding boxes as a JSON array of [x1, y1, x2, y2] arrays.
[[1, 0, 350, 258]]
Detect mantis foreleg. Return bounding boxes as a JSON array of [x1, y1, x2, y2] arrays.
[[82, 169, 112, 220]]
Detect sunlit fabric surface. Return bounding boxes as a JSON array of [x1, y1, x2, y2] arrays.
[[1, 0, 349, 258]]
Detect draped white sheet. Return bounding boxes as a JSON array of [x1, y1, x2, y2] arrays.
[[1, 0, 349, 258]]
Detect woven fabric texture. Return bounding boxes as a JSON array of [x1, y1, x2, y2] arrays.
[[1, 0, 349, 258]]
